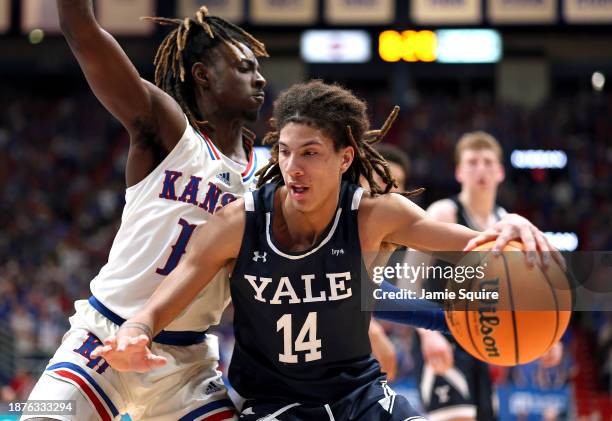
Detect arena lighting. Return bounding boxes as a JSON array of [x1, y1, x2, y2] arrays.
[[436, 29, 502, 63], [301, 30, 371, 63], [378, 29, 501, 63], [28, 28, 44, 44], [592, 71, 605, 91], [544, 232, 579, 251], [510, 150, 568, 169], [378, 30, 436, 62]]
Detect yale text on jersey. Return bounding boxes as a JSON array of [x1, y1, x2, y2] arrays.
[[245, 272, 353, 304]]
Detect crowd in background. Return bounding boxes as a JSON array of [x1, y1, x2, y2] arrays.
[[0, 84, 609, 410]]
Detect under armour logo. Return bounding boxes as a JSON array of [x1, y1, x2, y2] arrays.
[[332, 248, 344, 256], [253, 251, 267, 262], [434, 385, 451, 404]]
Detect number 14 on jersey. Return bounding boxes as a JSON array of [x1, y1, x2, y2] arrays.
[[277, 312, 322, 363]]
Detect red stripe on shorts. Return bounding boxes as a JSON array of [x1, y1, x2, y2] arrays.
[[202, 409, 236, 421], [54, 369, 111, 421]]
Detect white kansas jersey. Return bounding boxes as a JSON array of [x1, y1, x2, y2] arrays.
[[90, 117, 261, 333]]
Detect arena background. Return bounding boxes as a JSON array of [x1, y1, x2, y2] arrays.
[[0, 0, 610, 420]]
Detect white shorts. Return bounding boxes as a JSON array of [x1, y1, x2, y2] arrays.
[[21, 300, 237, 421]]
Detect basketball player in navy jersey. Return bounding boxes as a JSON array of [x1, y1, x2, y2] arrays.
[[414, 132, 563, 421], [93, 82, 561, 420]]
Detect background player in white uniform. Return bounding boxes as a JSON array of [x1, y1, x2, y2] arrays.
[[22, 2, 268, 420], [415, 132, 563, 421]]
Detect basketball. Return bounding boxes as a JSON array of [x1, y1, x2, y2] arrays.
[[444, 240, 572, 366]]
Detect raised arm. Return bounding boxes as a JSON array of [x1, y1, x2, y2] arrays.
[[91, 200, 246, 372], [57, 1, 184, 154]]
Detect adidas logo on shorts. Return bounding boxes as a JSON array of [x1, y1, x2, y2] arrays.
[[205, 381, 223, 395]]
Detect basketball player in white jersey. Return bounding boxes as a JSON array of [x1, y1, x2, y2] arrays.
[[415, 132, 563, 421], [22, 3, 268, 420]]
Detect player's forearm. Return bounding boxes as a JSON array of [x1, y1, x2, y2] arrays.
[[131, 263, 213, 337], [415, 219, 477, 253], [57, 0, 98, 40], [374, 281, 449, 333]]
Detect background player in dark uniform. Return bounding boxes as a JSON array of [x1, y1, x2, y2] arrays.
[[368, 143, 414, 382], [93, 82, 560, 420], [414, 132, 563, 421]]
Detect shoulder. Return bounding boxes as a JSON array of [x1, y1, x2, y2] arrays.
[[145, 79, 187, 150], [215, 198, 247, 223], [426, 198, 457, 223], [358, 193, 427, 234], [194, 198, 246, 239], [359, 191, 422, 215], [189, 198, 246, 258]]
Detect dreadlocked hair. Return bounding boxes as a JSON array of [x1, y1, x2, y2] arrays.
[[255, 80, 423, 198], [143, 6, 268, 140]]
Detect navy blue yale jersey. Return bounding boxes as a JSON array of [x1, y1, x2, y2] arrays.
[[228, 181, 381, 404]]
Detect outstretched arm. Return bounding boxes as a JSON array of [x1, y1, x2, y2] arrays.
[[366, 194, 564, 374], [91, 200, 245, 372], [364, 194, 562, 268], [57, 1, 184, 155]]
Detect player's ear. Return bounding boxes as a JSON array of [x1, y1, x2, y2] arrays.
[[455, 165, 463, 184], [498, 163, 506, 183], [192, 63, 211, 89], [340, 146, 355, 174]]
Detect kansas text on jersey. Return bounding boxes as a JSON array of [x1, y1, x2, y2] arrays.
[[90, 116, 259, 337]]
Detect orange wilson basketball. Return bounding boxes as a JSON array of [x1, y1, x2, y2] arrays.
[[444, 240, 572, 366]]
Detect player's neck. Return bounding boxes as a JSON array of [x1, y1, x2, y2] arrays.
[[458, 188, 496, 220], [198, 104, 249, 163], [273, 186, 339, 252]]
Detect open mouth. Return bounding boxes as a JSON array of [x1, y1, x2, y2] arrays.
[[289, 184, 309, 198], [252, 93, 265, 103]]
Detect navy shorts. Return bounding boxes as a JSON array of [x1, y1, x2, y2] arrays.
[[238, 376, 427, 420]]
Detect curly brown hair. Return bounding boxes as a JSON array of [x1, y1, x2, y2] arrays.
[[143, 6, 268, 140], [256, 80, 422, 197]]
